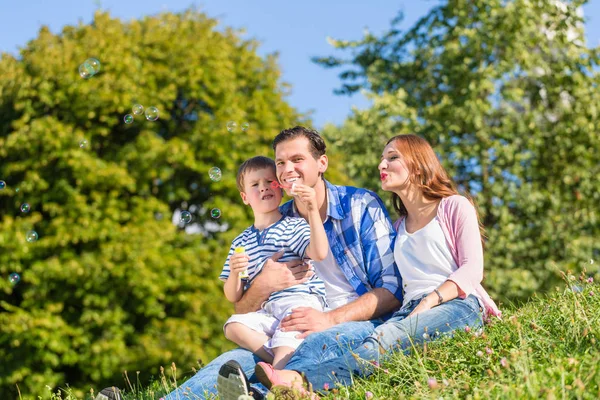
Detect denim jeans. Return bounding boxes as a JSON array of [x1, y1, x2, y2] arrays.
[[164, 320, 380, 399], [288, 294, 484, 391]]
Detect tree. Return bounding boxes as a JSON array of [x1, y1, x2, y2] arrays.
[[318, 0, 600, 303], [0, 9, 316, 398]]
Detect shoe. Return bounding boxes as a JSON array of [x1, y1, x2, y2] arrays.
[[95, 387, 122, 400], [217, 360, 264, 400], [254, 362, 284, 390]]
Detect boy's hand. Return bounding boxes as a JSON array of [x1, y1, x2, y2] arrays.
[[229, 253, 250, 274], [291, 183, 317, 212]]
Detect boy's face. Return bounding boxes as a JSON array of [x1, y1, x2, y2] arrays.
[[240, 167, 283, 214], [274, 136, 327, 196]]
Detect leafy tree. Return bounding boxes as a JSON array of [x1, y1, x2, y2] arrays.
[[0, 9, 323, 399], [318, 0, 600, 303]]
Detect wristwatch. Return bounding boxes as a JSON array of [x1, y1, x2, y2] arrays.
[[433, 289, 444, 305]]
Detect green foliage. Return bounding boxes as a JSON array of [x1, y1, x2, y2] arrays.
[[0, 9, 312, 399], [318, 0, 600, 303]]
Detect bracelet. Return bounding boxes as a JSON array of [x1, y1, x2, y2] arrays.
[[433, 289, 444, 305]]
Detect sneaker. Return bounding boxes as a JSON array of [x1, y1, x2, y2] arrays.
[[95, 387, 122, 400], [217, 360, 264, 400]]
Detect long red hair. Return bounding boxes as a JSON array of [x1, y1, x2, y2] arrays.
[[386, 134, 486, 246]]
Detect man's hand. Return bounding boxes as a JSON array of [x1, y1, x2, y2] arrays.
[[252, 251, 315, 292], [280, 308, 335, 339]]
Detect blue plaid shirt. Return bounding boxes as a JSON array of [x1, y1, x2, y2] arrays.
[[280, 180, 403, 302]]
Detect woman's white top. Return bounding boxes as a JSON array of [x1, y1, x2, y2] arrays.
[[394, 216, 459, 307]]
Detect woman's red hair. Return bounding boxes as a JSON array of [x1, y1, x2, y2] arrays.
[[386, 134, 486, 246]]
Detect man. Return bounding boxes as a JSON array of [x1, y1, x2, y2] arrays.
[[166, 126, 403, 400]]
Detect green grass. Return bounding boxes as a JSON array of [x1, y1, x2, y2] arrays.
[[24, 271, 599, 400]]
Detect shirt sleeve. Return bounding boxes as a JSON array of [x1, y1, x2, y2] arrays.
[[360, 193, 404, 302], [446, 196, 484, 297], [219, 241, 238, 282], [287, 218, 311, 259]]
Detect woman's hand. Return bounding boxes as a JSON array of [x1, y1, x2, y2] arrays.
[[408, 295, 437, 317]]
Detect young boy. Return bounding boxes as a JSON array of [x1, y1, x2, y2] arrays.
[[219, 156, 329, 369]]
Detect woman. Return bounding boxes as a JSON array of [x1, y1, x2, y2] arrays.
[[253, 134, 501, 395]]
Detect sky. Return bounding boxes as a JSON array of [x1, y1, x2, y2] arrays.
[[0, 0, 599, 129]]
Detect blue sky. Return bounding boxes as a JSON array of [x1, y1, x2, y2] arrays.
[[1, 0, 599, 129]]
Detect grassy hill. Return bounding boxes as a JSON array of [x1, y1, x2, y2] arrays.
[[23, 271, 599, 399]]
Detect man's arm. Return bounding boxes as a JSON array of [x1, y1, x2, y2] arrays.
[[328, 288, 401, 324], [234, 253, 314, 314]]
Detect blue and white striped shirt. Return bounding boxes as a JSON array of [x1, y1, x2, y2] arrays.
[[280, 180, 403, 303], [220, 215, 327, 305]]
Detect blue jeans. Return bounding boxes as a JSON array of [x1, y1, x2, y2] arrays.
[[164, 320, 380, 399], [286, 294, 484, 391]]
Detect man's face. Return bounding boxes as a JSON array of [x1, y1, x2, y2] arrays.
[[240, 168, 282, 213], [274, 136, 327, 196]]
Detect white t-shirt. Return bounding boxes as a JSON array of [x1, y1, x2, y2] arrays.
[[312, 248, 359, 309], [394, 216, 459, 306]]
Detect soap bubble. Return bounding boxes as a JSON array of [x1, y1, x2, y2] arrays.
[[211, 208, 221, 219], [226, 121, 237, 132], [20, 203, 30, 213], [145, 106, 159, 121], [132, 104, 144, 115], [8, 273, 20, 285], [209, 167, 222, 182], [180, 211, 193, 224], [0, 180, 5, 189], [241, 122, 250, 132], [79, 58, 101, 79], [15, 188, 19, 193], [86, 58, 101, 74], [79, 140, 88, 148], [124, 114, 134, 124], [26, 230, 38, 243]]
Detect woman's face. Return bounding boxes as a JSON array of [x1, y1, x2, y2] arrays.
[[378, 142, 411, 191]]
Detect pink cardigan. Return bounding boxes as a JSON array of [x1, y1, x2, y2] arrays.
[[393, 195, 501, 318]]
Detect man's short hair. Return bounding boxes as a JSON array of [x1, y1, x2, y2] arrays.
[[272, 126, 327, 160], [236, 156, 276, 192]]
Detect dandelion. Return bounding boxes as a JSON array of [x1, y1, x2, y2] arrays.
[[476, 350, 484, 357], [587, 277, 594, 284], [428, 377, 439, 389], [365, 391, 374, 399], [486, 347, 493, 355]]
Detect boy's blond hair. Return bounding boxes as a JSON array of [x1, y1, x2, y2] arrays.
[[236, 156, 276, 192]]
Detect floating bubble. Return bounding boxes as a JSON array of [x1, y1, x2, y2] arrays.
[[86, 58, 101, 74], [241, 122, 250, 132], [145, 106, 159, 121], [154, 212, 163, 221], [211, 208, 221, 219], [124, 114, 134, 124], [226, 121, 237, 132], [79, 62, 95, 79], [20, 203, 30, 213], [79, 140, 88, 148], [190, 182, 199, 190], [271, 181, 282, 189], [15, 188, 20, 193], [209, 167, 222, 182], [591, 259, 595, 265], [132, 104, 144, 115], [180, 211, 193, 224], [8, 273, 20, 285], [79, 58, 101, 79], [0, 180, 5, 189], [26, 230, 38, 243]]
